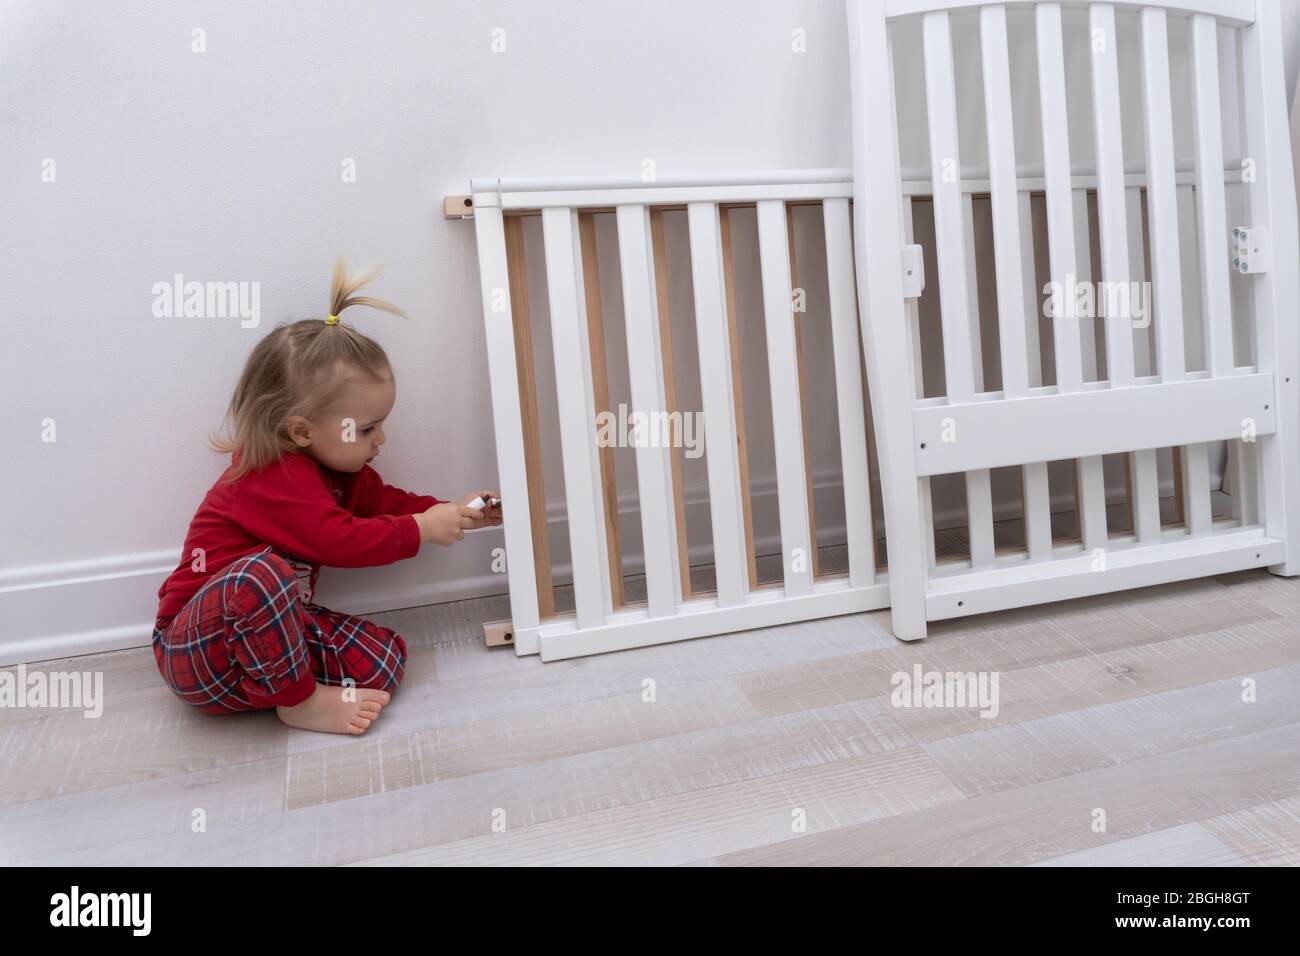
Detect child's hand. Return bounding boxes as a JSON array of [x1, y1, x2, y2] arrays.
[[463, 489, 503, 527], [415, 501, 479, 546]]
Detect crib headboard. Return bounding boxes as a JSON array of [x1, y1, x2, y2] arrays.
[[848, 0, 1300, 638]]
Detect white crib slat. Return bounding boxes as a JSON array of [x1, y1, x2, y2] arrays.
[[687, 202, 749, 607], [1141, 7, 1188, 382], [1124, 185, 1163, 543], [473, 205, 541, 637], [1090, 3, 1159, 548], [1089, 2, 1137, 388], [541, 207, 613, 629], [1132, 447, 1162, 540], [983, 5, 1049, 562], [981, 4, 1028, 398], [924, 13, 976, 402], [614, 204, 684, 616], [1038, 4, 1106, 550], [756, 199, 814, 597], [1036, 2, 1083, 393], [1076, 457, 1108, 548], [823, 198, 877, 587], [1191, 13, 1235, 376], [1240, 0, 1300, 572], [901, 196, 938, 569], [923, 11, 995, 569], [855, 5, 929, 637], [1181, 443, 1213, 533]]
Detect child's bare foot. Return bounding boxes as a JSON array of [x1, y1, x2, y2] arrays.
[[276, 682, 391, 735]]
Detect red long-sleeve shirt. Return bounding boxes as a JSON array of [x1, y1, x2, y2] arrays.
[[156, 450, 444, 623]]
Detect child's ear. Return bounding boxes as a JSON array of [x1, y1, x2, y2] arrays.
[[284, 416, 313, 448]]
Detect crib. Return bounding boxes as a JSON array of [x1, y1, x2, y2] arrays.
[[850, 0, 1299, 639], [464, 0, 1300, 656]]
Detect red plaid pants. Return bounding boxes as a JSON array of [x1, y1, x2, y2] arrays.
[[152, 547, 407, 714]]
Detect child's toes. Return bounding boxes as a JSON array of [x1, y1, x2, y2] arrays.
[[358, 688, 391, 706], [350, 715, 373, 733]]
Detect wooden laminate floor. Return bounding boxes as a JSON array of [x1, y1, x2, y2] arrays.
[[2, 538, 1299, 866]]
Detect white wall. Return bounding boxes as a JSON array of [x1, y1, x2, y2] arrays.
[[3, 0, 1299, 664]]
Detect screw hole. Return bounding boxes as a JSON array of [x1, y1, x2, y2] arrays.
[[957, 600, 964, 607], [463, 197, 472, 208], [920, 442, 927, 450], [1265, 404, 1270, 410]]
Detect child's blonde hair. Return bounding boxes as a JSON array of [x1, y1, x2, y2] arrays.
[[210, 257, 408, 482]]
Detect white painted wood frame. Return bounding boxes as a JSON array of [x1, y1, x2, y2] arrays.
[[471, 178, 890, 660], [847, 0, 1299, 638]]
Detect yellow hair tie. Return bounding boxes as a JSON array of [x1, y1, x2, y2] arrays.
[[324, 313, 340, 326]]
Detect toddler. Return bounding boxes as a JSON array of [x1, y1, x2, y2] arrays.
[[153, 259, 500, 735]]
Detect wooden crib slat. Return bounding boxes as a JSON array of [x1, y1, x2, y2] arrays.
[[541, 207, 614, 628], [476, 209, 544, 637], [719, 206, 761, 590], [1036, 1, 1084, 392], [687, 202, 750, 606], [1191, 12, 1235, 377], [823, 197, 877, 587], [615, 204, 684, 616], [649, 208, 693, 598], [1089, 2, 1137, 388], [578, 213, 625, 607], [756, 199, 815, 597], [1142, 7, 1188, 382], [502, 214, 554, 620]]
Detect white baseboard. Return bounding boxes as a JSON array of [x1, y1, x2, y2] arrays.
[[0, 464, 1211, 666]]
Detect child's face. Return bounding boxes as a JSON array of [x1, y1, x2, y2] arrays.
[[288, 366, 396, 473]]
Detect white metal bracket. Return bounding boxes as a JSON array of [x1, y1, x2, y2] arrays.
[[901, 243, 925, 298], [1232, 226, 1271, 274]]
